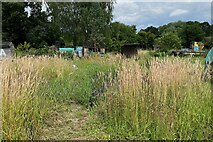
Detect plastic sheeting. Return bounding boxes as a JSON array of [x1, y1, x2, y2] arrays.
[[205, 47, 213, 64]]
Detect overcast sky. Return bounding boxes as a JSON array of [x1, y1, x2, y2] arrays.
[[112, 1, 212, 31]]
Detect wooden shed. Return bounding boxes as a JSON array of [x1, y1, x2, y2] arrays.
[[121, 43, 140, 58]]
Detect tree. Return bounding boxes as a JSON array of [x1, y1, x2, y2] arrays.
[[203, 37, 213, 49], [181, 21, 205, 48], [79, 2, 113, 49], [2, 2, 62, 49], [200, 22, 211, 37], [144, 26, 160, 37], [27, 24, 61, 48], [158, 21, 186, 36], [157, 21, 210, 49], [137, 30, 156, 49], [27, 2, 48, 27], [47, 1, 114, 49], [211, 25, 213, 37], [155, 32, 182, 52], [106, 22, 138, 52], [2, 2, 29, 46]]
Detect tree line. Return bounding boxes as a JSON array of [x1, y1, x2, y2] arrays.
[[2, 2, 213, 53]]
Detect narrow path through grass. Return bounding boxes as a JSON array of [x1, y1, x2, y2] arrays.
[[40, 102, 109, 140]]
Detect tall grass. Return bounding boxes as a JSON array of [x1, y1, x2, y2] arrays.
[[1, 54, 211, 140], [39, 55, 119, 106], [1, 55, 118, 140], [99, 57, 212, 140], [1, 56, 73, 140]]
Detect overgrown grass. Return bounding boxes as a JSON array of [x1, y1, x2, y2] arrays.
[[98, 56, 212, 140], [1, 53, 211, 140], [39, 55, 119, 106], [1, 56, 69, 140], [1, 55, 118, 140]]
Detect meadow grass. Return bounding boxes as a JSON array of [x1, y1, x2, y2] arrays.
[[98, 56, 212, 140], [1, 53, 212, 140], [1, 56, 74, 140], [1, 55, 117, 140]]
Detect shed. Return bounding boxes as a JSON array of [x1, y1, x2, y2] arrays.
[[0, 42, 15, 59], [121, 43, 140, 58], [76, 46, 83, 57]]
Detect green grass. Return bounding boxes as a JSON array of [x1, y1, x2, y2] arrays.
[[2, 53, 212, 140], [39, 56, 117, 106], [97, 56, 212, 140]]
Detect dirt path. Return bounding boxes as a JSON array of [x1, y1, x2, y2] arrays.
[[40, 103, 108, 140]]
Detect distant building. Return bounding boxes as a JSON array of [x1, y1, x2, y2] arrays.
[[83, 47, 106, 56], [74, 46, 83, 57], [121, 43, 140, 58], [0, 42, 15, 59]]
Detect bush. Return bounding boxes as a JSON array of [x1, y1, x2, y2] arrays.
[[155, 32, 182, 52], [17, 41, 31, 51], [16, 42, 31, 56], [34, 48, 49, 56], [16, 44, 59, 57], [150, 51, 169, 57], [60, 51, 74, 60]]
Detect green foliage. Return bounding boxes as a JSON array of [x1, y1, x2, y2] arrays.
[[106, 38, 126, 52], [16, 43, 59, 57], [48, 2, 114, 48], [28, 25, 62, 49], [158, 21, 186, 35], [16, 42, 31, 56], [106, 22, 138, 52], [2, 2, 29, 46], [203, 37, 213, 49], [158, 21, 211, 49], [181, 21, 205, 48], [60, 51, 74, 60], [33, 48, 49, 56], [3, 2, 211, 53], [40, 57, 116, 106], [151, 51, 168, 57], [2, 2, 62, 49], [155, 32, 182, 52], [144, 26, 160, 37], [26, 2, 63, 48], [137, 31, 156, 49], [17, 41, 31, 51], [200, 22, 211, 37]]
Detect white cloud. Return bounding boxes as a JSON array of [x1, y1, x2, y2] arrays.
[[113, 2, 211, 31], [170, 9, 189, 17], [114, 0, 211, 2], [149, 7, 165, 14], [113, 2, 142, 23]]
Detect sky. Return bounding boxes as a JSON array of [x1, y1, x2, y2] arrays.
[[112, 1, 212, 31], [29, 0, 212, 32]]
